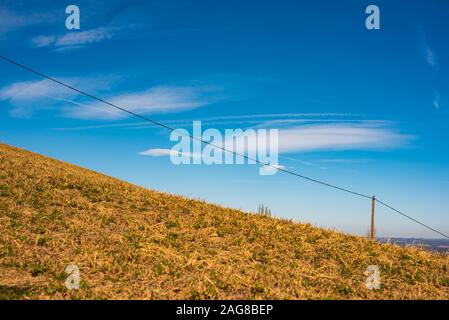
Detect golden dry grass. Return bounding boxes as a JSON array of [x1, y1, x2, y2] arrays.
[[0, 142, 448, 300]]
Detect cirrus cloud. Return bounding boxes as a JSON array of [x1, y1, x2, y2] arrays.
[[0, 76, 118, 117], [276, 122, 413, 153], [139, 148, 201, 159], [0, 77, 215, 119], [63, 86, 214, 120], [229, 122, 413, 153], [0, 5, 56, 37], [140, 122, 414, 163], [31, 28, 114, 49]]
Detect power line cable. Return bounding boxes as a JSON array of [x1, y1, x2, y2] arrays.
[[1, 54, 448, 240], [375, 199, 449, 239]]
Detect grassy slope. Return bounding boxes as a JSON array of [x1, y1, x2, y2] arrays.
[[0, 143, 448, 300]]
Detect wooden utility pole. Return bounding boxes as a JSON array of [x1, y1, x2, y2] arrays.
[[370, 195, 376, 239]]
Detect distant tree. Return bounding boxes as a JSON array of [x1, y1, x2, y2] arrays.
[[257, 204, 272, 216]]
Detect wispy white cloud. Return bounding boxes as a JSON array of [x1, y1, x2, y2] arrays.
[[53, 113, 412, 154], [259, 164, 286, 175], [0, 78, 78, 117], [233, 122, 412, 154], [0, 5, 56, 37], [139, 148, 201, 159], [276, 122, 413, 153], [196, 113, 357, 120], [63, 86, 214, 120], [319, 158, 369, 164], [139, 149, 174, 157], [433, 91, 440, 110], [194, 120, 408, 154], [140, 122, 413, 168], [278, 155, 312, 166], [253, 118, 382, 128], [31, 35, 56, 47], [32, 28, 114, 49], [0, 6, 26, 35], [53, 113, 360, 131], [419, 28, 439, 70], [0, 77, 118, 117], [1, 76, 216, 119], [0, 78, 79, 102], [425, 46, 438, 68], [140, 147, 285, 175], [57, 28, 113, 47]]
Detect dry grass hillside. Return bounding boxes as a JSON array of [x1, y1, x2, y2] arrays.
[[0, 143, 448, 299]]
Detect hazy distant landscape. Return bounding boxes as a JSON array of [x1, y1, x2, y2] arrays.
[[378, 238, 449, 254]]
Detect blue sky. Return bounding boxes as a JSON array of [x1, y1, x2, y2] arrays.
[[1, 0, 448, 238]]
